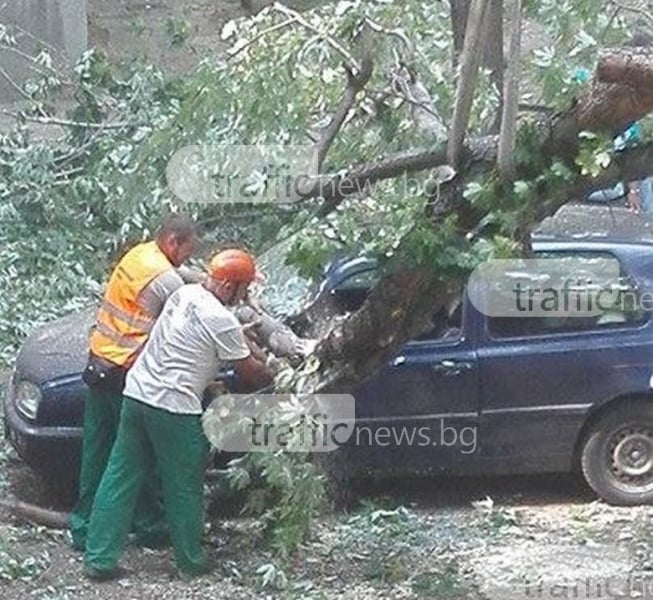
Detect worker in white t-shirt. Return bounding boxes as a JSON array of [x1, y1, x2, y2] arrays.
[[83, 249, 273, 580]]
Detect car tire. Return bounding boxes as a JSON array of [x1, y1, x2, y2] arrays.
[[581, 403, 653, 505]]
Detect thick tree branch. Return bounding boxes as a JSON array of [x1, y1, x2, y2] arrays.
[[598, 47, 653, 88], [295, 49, 653, 396], [315, 49, 373, 171], [447, 0, 491, 167], [0, 499, 70, 529], [497, 0, 522, 180], [309, 136, 497, 217]]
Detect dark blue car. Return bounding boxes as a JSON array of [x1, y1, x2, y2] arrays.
[[6, 222, 653, 505]]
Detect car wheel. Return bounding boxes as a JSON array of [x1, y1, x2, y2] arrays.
[[582, 403, 653, 505]]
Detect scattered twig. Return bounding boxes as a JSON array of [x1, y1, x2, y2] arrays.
[[0, 64, 33, 101], [1, 110, 141, 130], [2, 21, 68, 61], [602, 3, 623, 39], [371, 85, 442, 120], [53, 129, 107, 166], [0, 44, 62, 80], [271, 2, 361, 74], [54, 167, 84, 180], [518, 102, 554, 113], [608, 0, 653, 27], [363, 17, 415, 60], [0, 499, 70, 530], [227, 17, 298, 60]]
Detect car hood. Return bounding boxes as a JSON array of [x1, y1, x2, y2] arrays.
[[15, 308, 95, 385]]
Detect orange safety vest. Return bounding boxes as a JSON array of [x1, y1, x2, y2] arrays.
[[89, 241, 172, 367]]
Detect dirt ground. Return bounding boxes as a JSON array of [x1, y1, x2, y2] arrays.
[[3, 432, 653, 599], [86, 0, 238, 75], [2, 367, 653, 600]]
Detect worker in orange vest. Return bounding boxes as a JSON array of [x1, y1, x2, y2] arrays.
[[84, 249, 272, 579], [70, 214, 199, 551]]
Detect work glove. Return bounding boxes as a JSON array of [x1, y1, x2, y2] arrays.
[[294, 337, 318, 357]]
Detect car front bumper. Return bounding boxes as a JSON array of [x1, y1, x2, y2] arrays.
[[3, 373, 82, 481]]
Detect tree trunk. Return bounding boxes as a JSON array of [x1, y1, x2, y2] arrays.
[[451, 0, 504, 133], [598, 47, 653, 89], [497, 0, 521, 180]]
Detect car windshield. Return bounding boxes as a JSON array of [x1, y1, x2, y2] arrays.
[[253, 235, 314, 318]]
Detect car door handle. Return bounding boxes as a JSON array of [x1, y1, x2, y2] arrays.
[[432, 360, 474, 376]]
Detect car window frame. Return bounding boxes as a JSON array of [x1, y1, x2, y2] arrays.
[[483, 249, 651, 343], [331, 264, 468, 348]]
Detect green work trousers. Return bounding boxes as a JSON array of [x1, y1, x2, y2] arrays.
[[70, 386, 166, 550], [84, 396, 209, 576]]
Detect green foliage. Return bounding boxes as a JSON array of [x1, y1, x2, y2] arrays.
[[331, 503, 429, 585], [522, 0, 628, 110], [165, 17, 192, 48], [256, 561, 289, 590], [575, 131, 614, 177], [0, 0, 636, 362], [204, 362, 327, 560], [223, 451, 327, 561], [0, 540, 50, 582], [411, 563, 473, 599]]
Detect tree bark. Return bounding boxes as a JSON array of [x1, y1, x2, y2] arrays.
[[497, 0, 521, 180], [447, 0, 491, 167], [597, 47, 653, 89], [451, 0, 504, 133]]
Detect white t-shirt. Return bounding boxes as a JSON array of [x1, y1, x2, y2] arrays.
[[137, 268, 185, 318], [124, 284, 251, 414]]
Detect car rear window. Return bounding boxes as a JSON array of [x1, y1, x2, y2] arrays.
[[487, 251, 648, 339]]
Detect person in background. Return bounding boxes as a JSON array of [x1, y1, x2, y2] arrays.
[[627, 177, 653, 216]]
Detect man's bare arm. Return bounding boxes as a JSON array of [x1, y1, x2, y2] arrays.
[[176, 265, 207, 284], [232, 354, 273, 390]]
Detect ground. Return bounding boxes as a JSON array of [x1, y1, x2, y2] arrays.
[[3, 424, 653, 599], [2, 361, 652, 600]]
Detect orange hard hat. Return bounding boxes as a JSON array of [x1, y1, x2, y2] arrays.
[[208, 249, 257, 284]]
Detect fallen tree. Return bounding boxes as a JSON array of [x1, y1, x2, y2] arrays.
[[291, 41, 653, 394]]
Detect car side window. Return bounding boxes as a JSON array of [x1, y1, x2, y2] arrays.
[[487, 252, 647, 339], [332, 267, 464, 343], [414, 293, 464, 342]]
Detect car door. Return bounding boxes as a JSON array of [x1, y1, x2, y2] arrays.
[[476, 248, 650, 475], [348, 297, 481, 476]]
